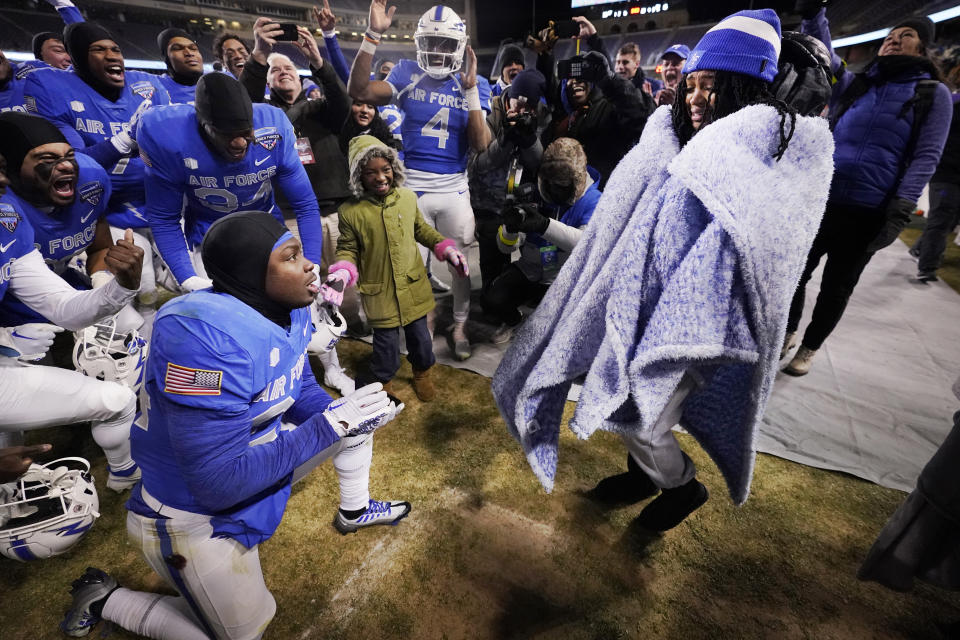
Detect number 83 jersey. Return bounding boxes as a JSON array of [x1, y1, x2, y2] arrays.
[[385, 59, 491, 176]]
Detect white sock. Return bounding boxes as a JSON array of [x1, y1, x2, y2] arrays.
[[333, 434, 372, 511], [449, 261, 470, 324], [102, 588, 210, 640], [317, 347, 342, 375], [91, 384, 136, 471]]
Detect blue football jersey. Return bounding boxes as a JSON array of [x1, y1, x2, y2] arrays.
[[131, 290, 316, 523], [385, 59, 491, 174], [157, 73, 196, 105], [0, 203, 37, 303], [23, 68, 170, 229], [0, 154, 111, 325], [378, 103, 404, 143], [0, 63, 49, 113], [138, 102, 323, 284]]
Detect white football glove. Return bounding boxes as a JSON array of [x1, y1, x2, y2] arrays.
[[322, 383, 403, 438], [180, 275, 213, 292], [0, 323, 63, 361], [110, 99, 152, 154]]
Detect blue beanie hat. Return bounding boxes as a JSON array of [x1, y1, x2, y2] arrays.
[[683, 9, 782, 83]]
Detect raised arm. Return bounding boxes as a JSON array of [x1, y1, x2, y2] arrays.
[[347, 0, 396, 105], [462, 46, 492, 152]]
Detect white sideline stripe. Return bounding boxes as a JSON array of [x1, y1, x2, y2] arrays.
[[705, 15, 781, 58]]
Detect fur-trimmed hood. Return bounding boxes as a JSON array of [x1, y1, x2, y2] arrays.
[[346, 134, 406, 199]]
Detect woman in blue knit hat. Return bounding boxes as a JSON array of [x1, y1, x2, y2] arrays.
[[783, 4, 952, 375], [493, 9, 835, 531]]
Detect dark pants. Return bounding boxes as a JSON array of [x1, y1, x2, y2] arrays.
[[787, 202, 885, 351], [359, 315, 435, 386], [474, 209, 512, 294], [482, 263, 549, 326], [912, 182, 960, 273]]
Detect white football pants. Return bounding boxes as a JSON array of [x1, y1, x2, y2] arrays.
[[416, 190, 475, 325], [0, 361, 136, 472]]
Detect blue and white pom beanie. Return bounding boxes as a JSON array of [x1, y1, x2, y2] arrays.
[[683, 9, 782, 83]]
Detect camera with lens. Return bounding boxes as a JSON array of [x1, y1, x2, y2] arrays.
[[557, 54, 604, 82]]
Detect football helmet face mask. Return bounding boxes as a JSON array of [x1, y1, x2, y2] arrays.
[[308, 301, 347, 355], [72, 315, 149, 392], [415, 5, 467, 79], [0, 457, 100, 561]]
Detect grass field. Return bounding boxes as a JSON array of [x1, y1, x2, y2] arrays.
[[4, 229, 960, 639]]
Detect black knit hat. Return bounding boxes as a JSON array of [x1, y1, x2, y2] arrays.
[[32, 32, 61, 60], [892, 16, 935, 48], [500, 45, 525, 73], [63, 22, 117, 86], [0, 112, 68, 178], [195, 73, 253, 132]]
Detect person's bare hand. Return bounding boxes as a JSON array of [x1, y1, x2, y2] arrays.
[[0, 444, 51, 483], [313, 0, 337, 32], [656, 87, 676, 106], [572, 16, 597, 38], [460, 44, 478, 90], [105, 228, 144, 291], [294, 26, 324, 67], [253, 17, 284, 54], [368, 0, 396, 33]]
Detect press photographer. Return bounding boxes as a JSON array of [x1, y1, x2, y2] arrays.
[[469, 69, 550, 295]]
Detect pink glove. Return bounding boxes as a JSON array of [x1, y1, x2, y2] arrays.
[[443, 246, 469, 278], [321, 269, 351, 306]]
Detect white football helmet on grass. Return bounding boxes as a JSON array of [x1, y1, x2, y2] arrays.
[[73, 315, 148, 391], [415, 5, 468, 79], [0, 457, 100, 561]]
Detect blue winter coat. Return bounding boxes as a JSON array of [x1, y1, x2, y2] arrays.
[[803, 10, 952, 209]]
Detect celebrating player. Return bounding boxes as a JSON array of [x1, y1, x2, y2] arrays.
[[23, 22, 169, 304], [61, 211, 409, 640], [348, 1, 492, 360], [0, 112, 143, 334], [138, 73, 324, 291], [0, 142, 145, 492]]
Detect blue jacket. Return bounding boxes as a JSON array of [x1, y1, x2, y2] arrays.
[[804, 9, 952, 209]]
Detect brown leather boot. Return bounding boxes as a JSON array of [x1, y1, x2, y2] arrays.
[[412, 367, 436, 402], [381, 379, 396, 396]]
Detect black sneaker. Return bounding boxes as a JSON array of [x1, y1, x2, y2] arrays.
[[60, 567, 119, 637], [916, 270, 939, 283], [634, 478, 708, 532], [586, 454, 659, 506]]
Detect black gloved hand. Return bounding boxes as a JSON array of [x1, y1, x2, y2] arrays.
[[794, 0, 828, 20], [582, 50, 613, 83], [502, 203, 548, 234], [866, 197, 915, 253], [503, 114, 538, 149]]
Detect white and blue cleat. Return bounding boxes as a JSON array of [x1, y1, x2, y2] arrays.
[[60, 567, 118, 637], [334, 499, 411, 535]]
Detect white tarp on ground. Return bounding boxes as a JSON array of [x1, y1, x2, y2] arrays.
[[365, 241, 959, 493], [758, 242, 960, 493]]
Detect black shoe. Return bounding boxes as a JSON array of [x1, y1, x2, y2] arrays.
[[635, 478, 708, 532], [916, 270, 939, 283], [586, 454, 659, 506]]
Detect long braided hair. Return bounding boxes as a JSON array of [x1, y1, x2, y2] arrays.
[[671, 70, 798, 161]]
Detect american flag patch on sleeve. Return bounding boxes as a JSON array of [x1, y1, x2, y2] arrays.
[[164, 363, 223, 396]]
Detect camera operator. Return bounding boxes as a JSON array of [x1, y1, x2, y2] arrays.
[[483, 138, 600, 343], [535, 23, 653, 185], [469, 69, 550, 295]]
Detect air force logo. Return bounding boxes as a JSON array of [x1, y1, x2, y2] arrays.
[[129, 81, 156, 100], [0, 203, 20, 232], [270, 347, 280, 367], [254, 126, 280, 151], [78, 182, 104, 206], [70, 100, 85, 113], [184, 157, 198, 170]]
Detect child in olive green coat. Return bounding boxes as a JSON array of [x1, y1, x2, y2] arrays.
[[321, 136, 468, 401]]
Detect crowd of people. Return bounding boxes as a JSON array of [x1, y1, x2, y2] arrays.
[[0, 0, 958, 637]]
